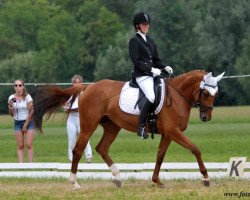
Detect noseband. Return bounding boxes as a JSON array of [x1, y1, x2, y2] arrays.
[[193, 89, 214, 111]]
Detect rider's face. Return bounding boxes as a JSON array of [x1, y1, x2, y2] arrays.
[[138, 22, 149, 34]]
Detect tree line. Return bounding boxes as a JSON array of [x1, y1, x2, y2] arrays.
[[0, 0, 250, 113]]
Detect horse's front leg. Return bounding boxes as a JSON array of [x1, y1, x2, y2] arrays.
[[171, 131, 210, 186], [152, 135, 171, 188], [69, 133, 92, 190]]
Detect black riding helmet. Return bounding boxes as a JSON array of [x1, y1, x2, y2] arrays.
[[133, 12, 150, 27]]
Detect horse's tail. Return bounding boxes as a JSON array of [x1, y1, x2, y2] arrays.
[[32, 85, 85, 133]]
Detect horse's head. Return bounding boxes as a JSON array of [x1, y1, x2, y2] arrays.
[[196, 72, 225, 122]]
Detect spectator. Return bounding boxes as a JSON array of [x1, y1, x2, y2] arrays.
[[64, 75, 92, 163], [8, 79, 34, 162]]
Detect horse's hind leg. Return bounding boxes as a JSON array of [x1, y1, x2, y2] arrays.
[[69, 125, 97, 190], [152, 135, 171, 188], [96, 120, 121, 187], [171, 131, 210, 186]]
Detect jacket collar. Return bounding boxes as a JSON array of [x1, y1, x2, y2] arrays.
[[136, 33, 149, 47], [137, 31, 147, 41]]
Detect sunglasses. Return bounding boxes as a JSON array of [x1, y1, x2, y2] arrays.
[[14, 84, 23, 87]]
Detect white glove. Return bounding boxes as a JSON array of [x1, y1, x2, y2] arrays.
[[164, 66, 173, 74], [151, 67, 161, 76]]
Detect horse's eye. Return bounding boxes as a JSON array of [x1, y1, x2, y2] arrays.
[[202, 90, 210, 98]]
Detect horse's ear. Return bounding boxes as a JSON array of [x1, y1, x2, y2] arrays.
[[215, 72, 225, 82], [204, 72, 212, 81]]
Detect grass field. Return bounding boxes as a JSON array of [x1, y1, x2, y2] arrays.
[[0, 106, 250, 199], [0, 178, 249, 200], [0, 106, 249, 163]]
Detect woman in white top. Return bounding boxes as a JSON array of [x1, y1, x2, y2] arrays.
[[64, 75, 92, 163], [8, 79, 34, 162]]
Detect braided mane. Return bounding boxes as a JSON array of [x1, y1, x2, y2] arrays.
[[172, 70, 206, 79]]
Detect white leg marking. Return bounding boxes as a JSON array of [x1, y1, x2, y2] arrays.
[[69, 172, 81, 190], [110, 164, 121, 181]]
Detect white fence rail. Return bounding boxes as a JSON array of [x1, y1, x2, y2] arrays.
[[0, 162, 249, 180], [0, 74, 249, 86]]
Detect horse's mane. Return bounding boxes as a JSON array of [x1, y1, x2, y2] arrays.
[[171, 70, 207, 80]]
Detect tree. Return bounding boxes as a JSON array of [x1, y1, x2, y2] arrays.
[[50, 0, 85, 13], [0, 0, 52, 54], [0, 51, 35, 113], [34, 10, 83, 82], [0, 51, 34, 82], [0, 37, 24, 60], [194, 0, 250, 105], [94, 31, 132, 81], [77, 0, 125, 81], [135, 0, 202, 73], [101, 0, 138, 26], [135, 0, 250, 105], [234, 27, 250, 104]]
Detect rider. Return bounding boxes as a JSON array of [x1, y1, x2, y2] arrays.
[[129, 12, 173, 139]]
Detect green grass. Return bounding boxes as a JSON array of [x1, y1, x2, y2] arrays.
[[0, 178, 249, 200], [0, 106, 249, 163], [0, 106, 250, 199]]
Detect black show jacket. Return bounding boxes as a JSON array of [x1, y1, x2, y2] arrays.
[[129, 33, 166, 77]]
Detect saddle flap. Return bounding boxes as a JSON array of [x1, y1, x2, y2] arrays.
[[119, 79, 165, 116]]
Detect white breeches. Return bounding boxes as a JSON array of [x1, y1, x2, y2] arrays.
[[136, 76, 155, 103], [67, 113, 92, 161]]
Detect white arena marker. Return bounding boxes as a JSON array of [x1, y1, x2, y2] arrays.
[[227, 157, 247, 178]]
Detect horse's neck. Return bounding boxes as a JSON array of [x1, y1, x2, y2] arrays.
[[170, 71, 204, 103]]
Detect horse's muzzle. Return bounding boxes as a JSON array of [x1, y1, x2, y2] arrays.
[[200, 112, 211, 122]]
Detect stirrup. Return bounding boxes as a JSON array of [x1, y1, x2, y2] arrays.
[[137, 127, 148, 139]]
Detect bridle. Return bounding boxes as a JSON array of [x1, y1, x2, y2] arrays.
[[166, 77, 214, 111], [193, 89, 214, 111]]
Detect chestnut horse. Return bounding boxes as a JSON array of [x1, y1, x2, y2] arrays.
[[32, 70, 224, 189]]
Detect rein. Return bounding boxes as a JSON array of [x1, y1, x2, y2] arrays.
[[166, 76, 213, 111]]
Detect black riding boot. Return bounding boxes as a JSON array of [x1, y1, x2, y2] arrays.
[[137, 99, 152, 139]]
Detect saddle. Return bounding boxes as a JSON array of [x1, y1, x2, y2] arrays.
[[119, 75, 165, 138], [129, 75, 162, 112]]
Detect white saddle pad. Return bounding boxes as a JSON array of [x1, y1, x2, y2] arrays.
[[119, 79, 165, 115]]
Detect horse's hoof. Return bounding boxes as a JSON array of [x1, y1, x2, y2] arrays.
[[158, 184, 166, 188], [201, 178, 210, 187], [73, 182, 81, 190], [112, 179, 121, 188], [153, 179, 166, 188], [155, 182, 166, 188]]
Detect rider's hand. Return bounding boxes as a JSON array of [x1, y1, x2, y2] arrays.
[[164, 66, 173, 74], [151, 67, 161, 76]]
